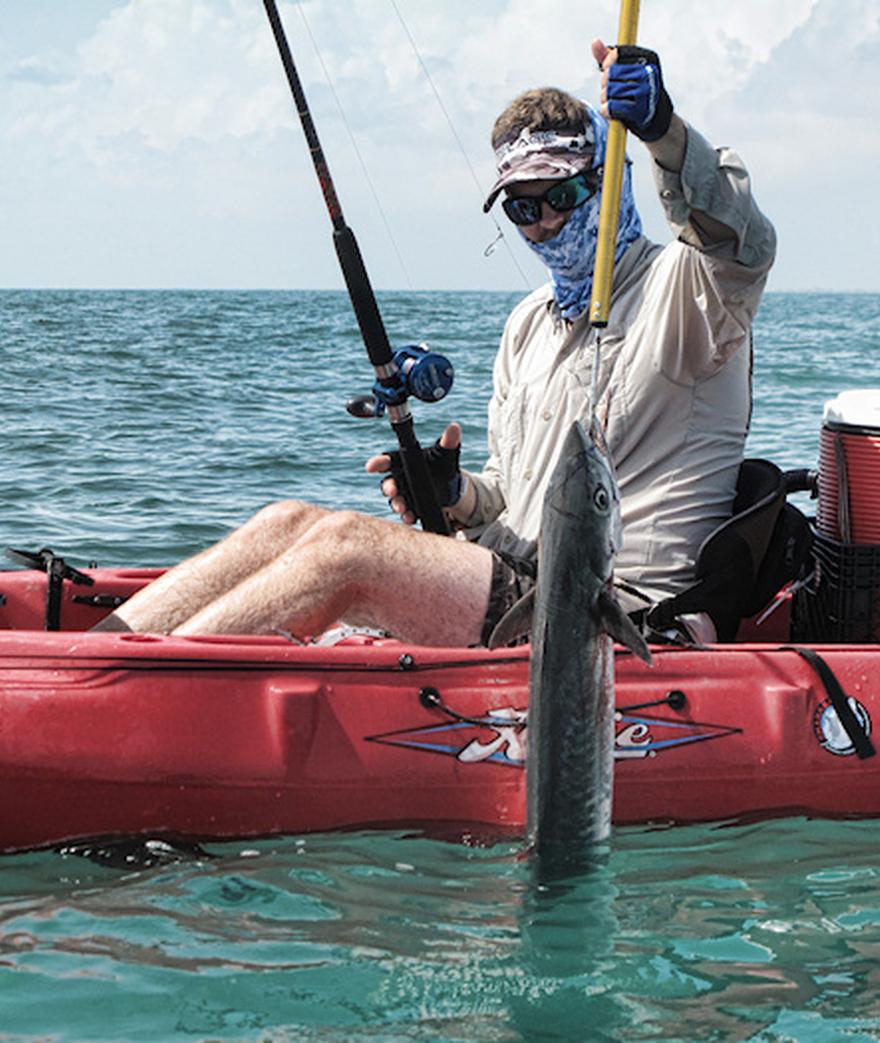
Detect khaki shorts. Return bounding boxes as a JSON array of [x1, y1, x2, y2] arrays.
[[479, 550, 537, 647]]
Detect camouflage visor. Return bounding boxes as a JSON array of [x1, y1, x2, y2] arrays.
[[483, 127, 595, 214]]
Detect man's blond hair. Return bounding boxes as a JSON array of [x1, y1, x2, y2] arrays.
[[490, 87, 590, 151]]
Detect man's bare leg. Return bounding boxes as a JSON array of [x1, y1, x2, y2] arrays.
[[173, 509, 494, 647], [98, 500, 331, 634]]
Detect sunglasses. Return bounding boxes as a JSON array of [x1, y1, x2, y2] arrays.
[[501, 171, 601, 226]]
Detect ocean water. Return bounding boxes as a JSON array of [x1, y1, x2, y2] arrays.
[[2, 288, 880, 1041]]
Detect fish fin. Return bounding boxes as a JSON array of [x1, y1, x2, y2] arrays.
[[487, 588, 536, 649], [597, 588, 653, 665]]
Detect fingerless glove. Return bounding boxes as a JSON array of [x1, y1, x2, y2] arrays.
[[606, 45, 674, 142], [384, 439, 463, 522]]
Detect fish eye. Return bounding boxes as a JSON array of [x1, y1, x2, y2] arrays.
[[593, 485, 609, 511]]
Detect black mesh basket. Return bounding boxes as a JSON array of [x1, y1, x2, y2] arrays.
[[792, 530, 880, 643]]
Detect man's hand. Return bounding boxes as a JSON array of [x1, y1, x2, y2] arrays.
[[366, 421, 465, 526], [592, 39, 674, 143], [593, 38, 685, 171]]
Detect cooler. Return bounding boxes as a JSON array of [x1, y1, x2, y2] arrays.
[[817, 389, 880, 544], [795, 390, 880, 643]]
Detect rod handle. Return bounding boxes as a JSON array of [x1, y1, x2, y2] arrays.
[[333, 226, 394, 367]]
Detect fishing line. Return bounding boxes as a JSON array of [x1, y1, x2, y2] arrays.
[[388, 0, 533, 290], [591, 337, 601, 417], [293, 0, 414, 291]]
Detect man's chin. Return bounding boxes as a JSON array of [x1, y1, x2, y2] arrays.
[[524, 226, 565, 245]]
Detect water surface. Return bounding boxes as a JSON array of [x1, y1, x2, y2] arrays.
[[2, 289, 880, 1041]]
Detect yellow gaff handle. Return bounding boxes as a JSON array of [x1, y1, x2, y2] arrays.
[[589, 0, 640, 328]]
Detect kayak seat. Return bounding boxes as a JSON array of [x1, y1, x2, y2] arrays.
[[646, 459, 815, 641]]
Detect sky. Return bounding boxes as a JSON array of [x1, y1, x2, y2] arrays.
[[0, 0, 878, 293]]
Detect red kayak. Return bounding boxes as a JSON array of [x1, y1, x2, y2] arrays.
[[1, 562, 877, 853]]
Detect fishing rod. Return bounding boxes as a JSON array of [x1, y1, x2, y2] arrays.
[[262, 0, 451, 536]]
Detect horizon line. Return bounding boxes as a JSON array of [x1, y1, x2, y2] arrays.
[[1, 286, 877, 295]]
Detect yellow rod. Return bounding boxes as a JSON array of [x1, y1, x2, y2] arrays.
[[589, 0, 640, 328]]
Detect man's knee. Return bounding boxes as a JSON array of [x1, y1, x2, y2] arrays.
[[249, 499, 322, 537], [294, 509, 369, 553], [283, 510, 389, 586]]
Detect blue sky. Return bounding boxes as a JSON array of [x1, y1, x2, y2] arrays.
[[1, 0, 877, 292]]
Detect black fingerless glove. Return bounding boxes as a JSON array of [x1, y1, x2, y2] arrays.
[[606, 45, 674, 142], [385, 439, 463, 522]]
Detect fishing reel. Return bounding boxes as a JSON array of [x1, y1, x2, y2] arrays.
[[346, 343, 454, 419]]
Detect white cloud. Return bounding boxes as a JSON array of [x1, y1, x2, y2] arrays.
[[0, 0, 878, 290], [6, 55, 74, 86], [70, 0, 281, 151]]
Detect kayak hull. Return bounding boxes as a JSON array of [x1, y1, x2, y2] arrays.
[[1, 568, 877, 852]]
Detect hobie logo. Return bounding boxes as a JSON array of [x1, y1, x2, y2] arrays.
[[456, 707, 526, 765], [613, 711, 740, 757], [813, 698, 872, 756], [615, 718, 653, 759], [367, 705, 739, 765]]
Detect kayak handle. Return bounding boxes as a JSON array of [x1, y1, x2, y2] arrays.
[[4, 547, 94, 631], [618, 690, 687, 713]]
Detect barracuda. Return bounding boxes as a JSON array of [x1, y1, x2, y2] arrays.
[[491, 419, 651, 868]]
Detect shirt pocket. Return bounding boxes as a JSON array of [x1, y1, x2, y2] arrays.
[[495, 384, 529, 481]]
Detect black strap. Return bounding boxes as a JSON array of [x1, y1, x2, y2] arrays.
[[785, 645, 876, 760], [645, 567, 746, 641], [645, 573, 725, 630]]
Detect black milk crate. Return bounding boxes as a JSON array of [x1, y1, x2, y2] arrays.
[[792, 530, 880, 643]]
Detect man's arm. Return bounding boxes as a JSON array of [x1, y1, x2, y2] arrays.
[[644, 114, 741, 249], [593, 39, 774, 265], [643, 111, 686, 172]]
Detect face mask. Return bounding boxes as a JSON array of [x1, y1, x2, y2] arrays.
[[520, 104, 642, 321]]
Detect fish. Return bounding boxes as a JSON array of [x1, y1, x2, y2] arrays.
[[490, 419, 651, 869]]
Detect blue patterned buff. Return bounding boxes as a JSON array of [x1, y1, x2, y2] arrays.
[[522, 104, 642, 321]]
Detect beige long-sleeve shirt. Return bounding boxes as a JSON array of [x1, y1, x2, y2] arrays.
[[464, 125, 776, 601]]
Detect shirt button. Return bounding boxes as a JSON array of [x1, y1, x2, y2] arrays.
[[542, 410, 552, 421], [661, 189, 674, 199], [523, 469, 532, 481]]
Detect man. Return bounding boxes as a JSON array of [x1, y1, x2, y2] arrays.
[[96, 40, 774, 644]]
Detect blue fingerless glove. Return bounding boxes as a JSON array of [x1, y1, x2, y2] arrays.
[[606, 45, 674, 143], [384, 438, 463, 522]]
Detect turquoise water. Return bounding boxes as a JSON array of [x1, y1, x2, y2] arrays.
[[2, 289, 880, 1041]]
